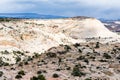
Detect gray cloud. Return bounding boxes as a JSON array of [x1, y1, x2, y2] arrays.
[[0, 0, 120, 19]]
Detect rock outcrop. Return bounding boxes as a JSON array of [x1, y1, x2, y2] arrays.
[[0, 17, 119, 53]]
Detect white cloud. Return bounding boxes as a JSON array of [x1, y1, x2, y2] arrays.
[[0, 0, 120, 19], [0, 0, 35, 12]]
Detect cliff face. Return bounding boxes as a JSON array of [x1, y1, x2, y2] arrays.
[[0, 18, 119, 53]]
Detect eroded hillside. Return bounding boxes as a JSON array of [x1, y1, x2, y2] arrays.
[[0, 18, 119, 53], [0, 18, 119, 64], [0, 17, 119, 80]]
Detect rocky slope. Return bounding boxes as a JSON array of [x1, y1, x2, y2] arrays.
[[0, 17, 119, 52], [0, 42, 120, 80], [0, 17, 119, 80], [0, 17, 119, 64]]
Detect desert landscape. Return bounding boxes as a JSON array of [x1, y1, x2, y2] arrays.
[[0, 17, 119, 80]]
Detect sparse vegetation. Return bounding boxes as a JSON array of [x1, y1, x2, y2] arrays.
[[30, 74, 46, 80], [15, 70, 25, 79], [16, 56, 21, 63], [85, 78, 92, 80], [18, 70, 25, 75], [0, 71, 3, 77], [46, 52, 57, 58], [15, 74, 22, 79], [103, 53, 111, 59], [0, 38, 119, 80], [73, 43, 80, 47], [95, 42, 100, 48], [71, 65, 85, 77], [0, 17, 119, 80], [53, 73, 59, 78], [1, 50, 9, 54]]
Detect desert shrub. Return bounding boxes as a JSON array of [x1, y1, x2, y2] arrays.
[[78, 49, 82, 53], [95, 42, 100, 48], [58, 57, 62, 65], [112, 48, 117, 52], [18, 70, 25, 75], [37, 70, 42, 74], [24, 61, 29, 65], [66, 67, 71, 70], [64, 45, 71, 52], [4, 62, 9, 66], [17, 51, 24, 55], [30, 76, 38, 80], [84, 59, 89, 64], [37, 75, 46, 80], [18, 62, 23, 67], [15, 74, 22, 79], [103, 53, 111, 59], [57, 51, 67, 54], [13, 51, 24, 55], [71, 65, 85, 77], [56, 68, 61, 71], [0, 71, 3, 77], [16, 56, 21, 63], [15, 70, 25, 79], [46, 52, 57, 58], [1, 50, 9, 54], [53, 73, 59, 78], [0, 58, 9, 67], [33, 52, 40, 58], [27, 56, 33, 61], [85, 78, 92, 80], [99, 59, 107, 62], [31, 75, 46, 80], [73, 43, 80, 47], [116, 55, 120, 59], [89, 56, 95, 59], [77, 56, 85, 60]]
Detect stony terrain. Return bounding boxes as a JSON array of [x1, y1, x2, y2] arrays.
[[0, 17, 119, 80], [0, 42, 120, 80]]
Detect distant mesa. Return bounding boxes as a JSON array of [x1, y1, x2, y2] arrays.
[[0, 13, 67, 19], [71, 16, 94, 19]]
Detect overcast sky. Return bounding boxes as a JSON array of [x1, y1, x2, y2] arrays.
[[0, 0, 120, 19]]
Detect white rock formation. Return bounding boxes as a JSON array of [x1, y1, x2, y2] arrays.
[[0, 17, 119, 53]]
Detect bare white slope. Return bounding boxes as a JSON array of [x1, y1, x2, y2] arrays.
[[68, 19, 118, 38], [0, 18, 119, 53]]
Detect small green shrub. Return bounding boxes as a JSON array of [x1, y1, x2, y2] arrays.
[[84, 59, 89, 64], [16, 57, 21, 63], [85, 78, 92, 80], [30, 76, 38, 80], [64, 45, 71, 52], [1, 50, 9, 54], [46, 52, 57, 58], [0, 71, 3, 77], [18, 70, 25, 75], [15, 74, 22, 79], [37, 70, 42, 74], [37, 74, 46, 80], [103, 53, 111, 59], [53, 73, 59, 78], [95, 42, 100, 48], [71, 65, 85, 77], [77, 56, 85, 60], [73, 43, 80, 47], [30, 74, 46, 80], [27, 56, 33, 61]]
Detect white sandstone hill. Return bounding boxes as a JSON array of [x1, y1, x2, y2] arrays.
[[0, 17, 119, 53]]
